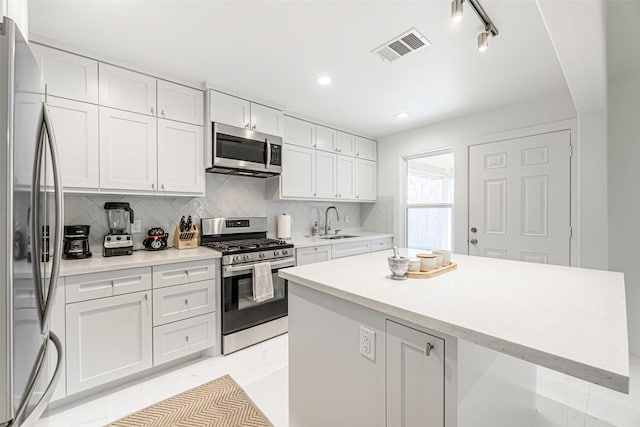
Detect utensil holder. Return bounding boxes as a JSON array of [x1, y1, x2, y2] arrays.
[[174, 225, 199, 249]]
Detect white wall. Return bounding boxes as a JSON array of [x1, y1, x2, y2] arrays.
[[378, 91, 585, 256], [608, 72, 640, 356]]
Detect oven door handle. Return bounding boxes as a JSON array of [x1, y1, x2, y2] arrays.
[[223, 258, 295, 276]]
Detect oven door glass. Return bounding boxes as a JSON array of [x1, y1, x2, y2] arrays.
[[222, 267, 288, 335]]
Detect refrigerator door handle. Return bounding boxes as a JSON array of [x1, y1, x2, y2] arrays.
[[40, 104, 63, 332], [10, 332, 63, 427], [30, 108, 46, 327]]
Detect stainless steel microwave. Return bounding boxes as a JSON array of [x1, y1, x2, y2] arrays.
[[206, 122, 283, 178]]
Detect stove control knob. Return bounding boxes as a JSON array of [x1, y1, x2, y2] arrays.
[[274, 250, 280, 256], [244, 254, 251, 261], [233, 255, 241, 262], [282, 249, 288, 256], [259, 253, 266, 259]]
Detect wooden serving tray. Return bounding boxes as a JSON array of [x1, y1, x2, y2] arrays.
[[406, 262, 457, 279]]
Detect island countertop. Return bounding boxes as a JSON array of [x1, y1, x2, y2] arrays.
[[279, 249, 630, 393]]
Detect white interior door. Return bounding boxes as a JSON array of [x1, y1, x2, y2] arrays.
[[468, 130, 571, 265]]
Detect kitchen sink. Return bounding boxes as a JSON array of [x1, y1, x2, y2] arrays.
[[318, 235, 359, 240]]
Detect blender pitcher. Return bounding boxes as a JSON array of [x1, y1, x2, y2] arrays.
[[104, 202, 135, 234]]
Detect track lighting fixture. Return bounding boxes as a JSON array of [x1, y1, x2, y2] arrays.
[[477, 31, 490, 52], [451, 0, 464, 23], [450, 0, 499, 51]]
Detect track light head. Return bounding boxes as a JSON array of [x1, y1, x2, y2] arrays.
[[451, 0, 464, 23], [477, 31, 490, 52]]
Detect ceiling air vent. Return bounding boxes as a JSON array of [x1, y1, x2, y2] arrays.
[[372, 28, 431, 63]]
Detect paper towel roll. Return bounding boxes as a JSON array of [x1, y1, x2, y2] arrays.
[[277, 213, 292, 240]]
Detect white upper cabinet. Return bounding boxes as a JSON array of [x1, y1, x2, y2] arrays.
[[281, 144, 315, 198], [283, 116, 315, 148], [251, 103, 283, 136], [315, 126, 336, 152], [99, 63, 157, 116], [355, 136, 377, 161], [336, 155, 356, 200], [210, 90, 283, 136], [157, 119, 204, 194], [157, 80, 203, 126], [210, 90, 250, 129], [356, 158, 377, 201], [316, 151, 337, 199], [336, 131, 355, 156], [99, 107, 157, 192], [47, 96, 99, 190], [32, 44, 98, 103]]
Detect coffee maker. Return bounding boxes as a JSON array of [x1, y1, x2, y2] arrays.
[[63, 225, 92, 259], [103, 202, 135, 257]]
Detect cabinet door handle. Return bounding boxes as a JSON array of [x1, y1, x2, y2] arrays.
[[245, 123, 250, 129], [144, 294, 148, 301], [161, 109, 165, 116], [151, 107, 155, 114], [252, 124, 257, 130], [161, 184, 165, 190], [185, 336, 189, 342], [425, 343, 434, 357], [151, 183, 155, 190], [184, 299, 188, 305]]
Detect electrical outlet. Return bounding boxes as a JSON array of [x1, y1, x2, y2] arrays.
[[345, 215, 350, 224], [360, 326, 375, 361], [131, 219, 142, 234]]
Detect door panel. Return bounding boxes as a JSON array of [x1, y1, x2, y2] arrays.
[[468, 130, 571, 266], [157, 119, 204, 194]]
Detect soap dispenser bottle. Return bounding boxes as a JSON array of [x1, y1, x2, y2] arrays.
[[312, 221, 319, 236]]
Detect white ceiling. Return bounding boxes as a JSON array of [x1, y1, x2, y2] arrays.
[[28, 0, 569, 138]]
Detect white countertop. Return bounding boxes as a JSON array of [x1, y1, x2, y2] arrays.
[[280, 249, 630, 393], [59, 247, 221, 277], [289, 232, 394, 249]]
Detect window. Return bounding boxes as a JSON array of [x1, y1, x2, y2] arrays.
[[405, 149, 454, 251]]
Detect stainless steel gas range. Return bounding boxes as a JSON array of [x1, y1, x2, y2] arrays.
[[201, 217, 294, 354]]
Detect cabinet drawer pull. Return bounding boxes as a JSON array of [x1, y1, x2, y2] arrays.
[[425, 342, 434, 357], [144, 294, 148, 301], [184, 299, 189, 305], [185, 336, 189, 342]]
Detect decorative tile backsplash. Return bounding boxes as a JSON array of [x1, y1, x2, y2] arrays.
[[64, 174, 370, 251]]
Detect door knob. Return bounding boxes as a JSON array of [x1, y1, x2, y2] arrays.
[[469, 238, 478, 245]]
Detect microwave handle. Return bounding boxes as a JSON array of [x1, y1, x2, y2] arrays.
[[265, 138, 271, 168]]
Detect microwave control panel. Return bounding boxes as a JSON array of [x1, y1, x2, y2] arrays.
[[270, 144, 282, 166]]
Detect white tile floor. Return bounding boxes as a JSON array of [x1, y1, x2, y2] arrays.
[[39, 335, 640, 427]]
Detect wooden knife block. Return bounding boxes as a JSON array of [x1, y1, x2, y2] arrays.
[[174, 225, 199, 249]]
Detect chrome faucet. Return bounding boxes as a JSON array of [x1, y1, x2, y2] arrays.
[[324, 206, 340, 236]]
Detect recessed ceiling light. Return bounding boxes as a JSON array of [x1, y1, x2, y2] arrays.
[[396, 112, 410, 119], [317, 76, 332, 85]]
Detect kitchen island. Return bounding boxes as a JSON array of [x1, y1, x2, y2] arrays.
[[280, 249, 629, 427]]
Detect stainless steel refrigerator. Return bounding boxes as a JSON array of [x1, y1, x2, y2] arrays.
[[1, 17, 63, 427]]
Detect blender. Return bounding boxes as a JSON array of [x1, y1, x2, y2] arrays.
[[103, 202, 135, 257]]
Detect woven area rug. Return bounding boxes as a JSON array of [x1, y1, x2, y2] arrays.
[[107, 375, 274, 427]]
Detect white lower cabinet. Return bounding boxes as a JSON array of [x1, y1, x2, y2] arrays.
[[153, 314, 215, 365], [370, 237, 393, 252], [331, 240, 371, 259], [386, 320, 445, 427], [152, 281, 215, 326], [296, 245, 332, 266], [65, 291, 153, 394]]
